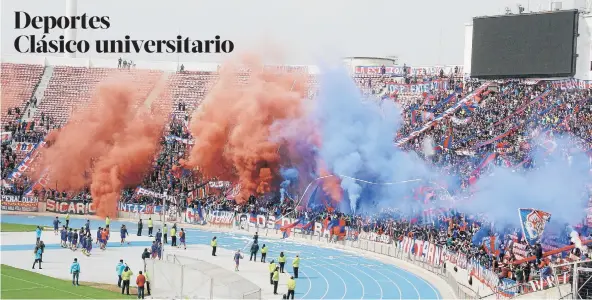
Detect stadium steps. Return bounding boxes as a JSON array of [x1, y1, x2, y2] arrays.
[[142, 71, 173, 109], [22, 66, 54, 122]]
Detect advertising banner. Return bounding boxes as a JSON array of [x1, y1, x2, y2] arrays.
[[117, 202, 163, 214], [46, 199, 95, 215], [1, 195, 38, 212], [358, 231, 392, 244]]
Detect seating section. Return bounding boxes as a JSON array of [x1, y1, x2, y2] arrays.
[[1, 63, 44, 128], [34, 67, 163, 127]]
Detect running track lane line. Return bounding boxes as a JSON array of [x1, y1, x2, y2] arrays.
[[335, 260, 402, 300], [323, 263, 365, 299], [335, 257, 403, 299], [1, 273, 94, 299], [299, 270, 313, 299], [339, 256, 421, 299], [308, 263, 347, 299]]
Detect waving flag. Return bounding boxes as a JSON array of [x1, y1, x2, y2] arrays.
[[518, 208, 551, 245]]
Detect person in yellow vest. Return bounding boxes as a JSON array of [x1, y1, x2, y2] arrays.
[[272, 267, 280, 295], [278, 252, 286, 273], [292, 255, 300, 278], [65, 213, 70, 228], [105, 216, 110, 228], [170, 226, 177, 247], [286, 275, 296, 299], [268, 260, 276, 285], [211, 237, 217, 256], [120, 266, 133, 295], [260, 244, 268, 263], [148, 218, 154, 237]]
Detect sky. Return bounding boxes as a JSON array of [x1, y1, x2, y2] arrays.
[[0, 0, 588, 66]]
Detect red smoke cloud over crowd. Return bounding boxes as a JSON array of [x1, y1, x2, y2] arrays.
[[182, 56, 311, 204], [33, 76, 169, 217]]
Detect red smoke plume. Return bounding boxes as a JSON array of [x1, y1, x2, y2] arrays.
[[33, 76, 169, 217], [91, 110, 166, 217], [183, 56, 309, 204], [34, 81, 143, 192]]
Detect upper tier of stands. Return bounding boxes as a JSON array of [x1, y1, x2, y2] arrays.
[[1, 63, 44, 128]]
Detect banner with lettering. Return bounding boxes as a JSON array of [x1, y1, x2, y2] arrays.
[[519, 208, 551, 245], [46, 199, 95, 215], [118, 202, 163, 214], [354, 65, 462, 77], [133, 187, 178, 203], [551, 79, 592, 90], [399, 236, 445, 267], [5, 141, 45, 184], [388, 80, 450, 94], [1, 132, 13, 143], [206, 210, 235, 225], [184, 206, 206, 225], [1, 195, 38, 212]]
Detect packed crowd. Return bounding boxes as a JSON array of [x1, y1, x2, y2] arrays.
[[3, 64, 592, 294]]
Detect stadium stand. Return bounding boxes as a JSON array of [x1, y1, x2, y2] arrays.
[[1, 60, 592, 298]]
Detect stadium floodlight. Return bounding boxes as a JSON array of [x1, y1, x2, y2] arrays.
[[517, 4, 525, 14]]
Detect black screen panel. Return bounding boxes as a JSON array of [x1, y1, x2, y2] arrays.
[[471, 10, 578, 78]]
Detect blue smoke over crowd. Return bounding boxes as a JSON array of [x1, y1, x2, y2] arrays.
[[274, 66, 590, 230]]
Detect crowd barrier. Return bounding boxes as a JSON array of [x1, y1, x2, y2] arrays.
[[146, 254, 261, 299]]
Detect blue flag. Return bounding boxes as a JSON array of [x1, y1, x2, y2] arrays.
[[518, 208, 551, 245]]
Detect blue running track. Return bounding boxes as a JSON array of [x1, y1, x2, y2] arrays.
[[0, 215, 440, 299]]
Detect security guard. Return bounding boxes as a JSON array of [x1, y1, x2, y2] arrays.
[[272, 267, 280, 295], [260, 244, 268, 263], [211, 237, 217, 256], [148, 218, 154, 237], [278, 252, 286, 273], [170, 226, 177, 246], [268, 260, 276, 285], [287, 276, 296, 299], [292, 255, 300, 278]]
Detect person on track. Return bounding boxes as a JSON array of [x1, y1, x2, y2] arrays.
[[170, 226, 177, 247], [250, 242, 259, 261], [120, 225, 129, 245], [70, 258, 80, 286], [116, 259, 125, 287], [32, 245, 42, 269], [121, 266, 133, 295], [155, 229, 162, 244], [65, 213, 70, 228], [71, 229, 78, 251], [53, 217, 61, 235], [84, 232, 92, 256], [179, 229, 186, 250], [278, 252, 286, 273], [67, 228, 73, 248], [211, 236, 217, 256], [136, 271, 146, 299], [60, 226, 68, 248], [261, 244, 268, 262], [163, 224, 168, 244], [269, 260, 276, 285], [286, 276, 296, 299], [272, 266, 280, 295], [105, 216, 110, 228], [292, 255, 300, 278], [137, 219, 143, 236], [234, 249, 244, 271], [148, 217, 154, 237], [35, 226, 42, 243]]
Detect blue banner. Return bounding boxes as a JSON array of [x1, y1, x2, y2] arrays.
[[518, 208, 551, 245]]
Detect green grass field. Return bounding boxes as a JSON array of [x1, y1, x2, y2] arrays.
[[0, 223, 40, 232], [0, 265, 134, 299]]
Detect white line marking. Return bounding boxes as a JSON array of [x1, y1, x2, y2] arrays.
[[1, 273, 93, 299], [299, 270, 313, 299], [325, 263, 365, 299], [316, 263, 347, 299], [1, 286, 39, 292]]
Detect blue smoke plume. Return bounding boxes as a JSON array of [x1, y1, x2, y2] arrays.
[[468, 135, 591, 228], [312, 65, 436, 212]]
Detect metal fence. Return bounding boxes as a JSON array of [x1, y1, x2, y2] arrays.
[[146, 254, 261, 299]]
